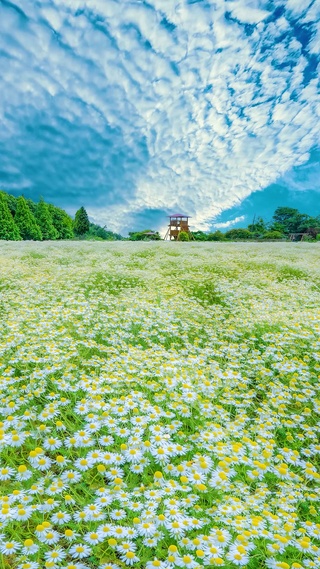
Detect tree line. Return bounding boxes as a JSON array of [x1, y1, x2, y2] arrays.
[[198, 207, 320, 241], [0, 191, 122, 241], [1, 191, 319, 242], [129, 207, 320, 241]]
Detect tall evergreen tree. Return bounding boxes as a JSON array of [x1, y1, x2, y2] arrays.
[[14, 196, 42, 240], [74, 206, 90, 236], [26, 198, 37, 216], [36, 198, 58, 240], [0, 193, 21, 240], [48, 204, 74, 239], [0, 190, 17, 216]]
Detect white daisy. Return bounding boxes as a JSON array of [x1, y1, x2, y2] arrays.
[[21, 539, 39, 555], [51, 511, 72, 525], [137, 522, 157, 537], [69, 544, 92, 559], [16, 465, 33, 481], [110, 509, 126, 521], [74, 457, 94, 471], [61, 470, 82, 483], [165, 520, 187, 537], [43, 437, 62, 450], [15, 506, 33, 521], [0, 466, 15, 480], [84, 531, 103, 545], [44, 548, 66, 562], [0, 540, 21, 554], [64, 529, 80, 542], [119, 551, 140, 566], [40, 530, 60, 545], [98, 435, 114, 446], [33, 456, 52, 471], [226, 548, 249, 566], [116, 541, 137, 555], [61, 562, 89, 569], [17, 563, 39, 569]]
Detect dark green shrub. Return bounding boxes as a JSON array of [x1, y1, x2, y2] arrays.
[[262, 231, 284, 240]]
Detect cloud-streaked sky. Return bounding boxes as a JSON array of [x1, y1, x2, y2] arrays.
[[0, 0, 319, 234]]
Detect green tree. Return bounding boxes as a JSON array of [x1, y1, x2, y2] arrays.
[[178, 231, 189, 241], [271, 208, 319, 234], [225, 228, 253, 240], [36, 198, 59, 240], [14, 196, 42, 240], [248, 216, 267, 237], [272, 207, 300, 226], [271, 207, 304, 234], [296, 215, 319, 233], [207, 230, 225, 241], [0, 190, 17, 217], [73, 206, 90, 236], [87, 223, 122, 240], [26, 198, 37, 216], [48, 205, 74, 239], [0, 193, 21, 240], [262, 230, 285, 240], [192, 230, 207, 241], [269, 221, 286, 234], [129, 229, 161, 241]]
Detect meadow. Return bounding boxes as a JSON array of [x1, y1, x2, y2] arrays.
[[0, 241, 319, 569]]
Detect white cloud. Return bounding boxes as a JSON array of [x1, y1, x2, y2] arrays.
[[225, 1, 270, 24], [0, 0, 319, 233], [213, 216, 246, 229]]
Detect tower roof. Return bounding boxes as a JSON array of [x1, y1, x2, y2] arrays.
[[168, 213, 190, 218]]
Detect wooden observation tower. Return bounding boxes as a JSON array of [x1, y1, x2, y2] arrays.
[[164, 214, 194, 240]]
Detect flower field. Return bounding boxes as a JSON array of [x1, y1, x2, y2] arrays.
[[0, 241, 320, 569]]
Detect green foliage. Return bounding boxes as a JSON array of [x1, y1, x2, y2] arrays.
[[277, 265, 309, 281], [14, 196, 42, 240], [0, 193, 21, 240], [48, 204, 74, 239], [301, 234, 315, 242], [247, 216, 267, 237], [270, 221, 287, 234], [1, 186, 318, 244], [0, 190, 17, 216], [0, 191, 123, 242], [184, 279, 226, 306], [36, 198, 59, 240], [262, 230, 284, 240], [178, 230, 189, 241], [84, 272, 143, 297], [271, 206, 319, 234], [26, 198, 37, 216], [86, 223, 123, 241], [207, 230, 225, 241], [84, 235, 105, 241], [129, 229, 161, 241], [225, 228, 253, 240], [192, 230, 208, 241], [74, 206, 90, 236], [272, 206, 300, 226]]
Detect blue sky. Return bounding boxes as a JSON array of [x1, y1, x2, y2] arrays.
[[0, 0, 319, 235]]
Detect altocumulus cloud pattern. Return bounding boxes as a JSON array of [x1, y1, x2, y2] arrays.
[[0, 0, 319, 232]]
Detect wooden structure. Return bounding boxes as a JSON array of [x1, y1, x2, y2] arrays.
[[289, 227, 320, 241], [164, 213, 194, 241]]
